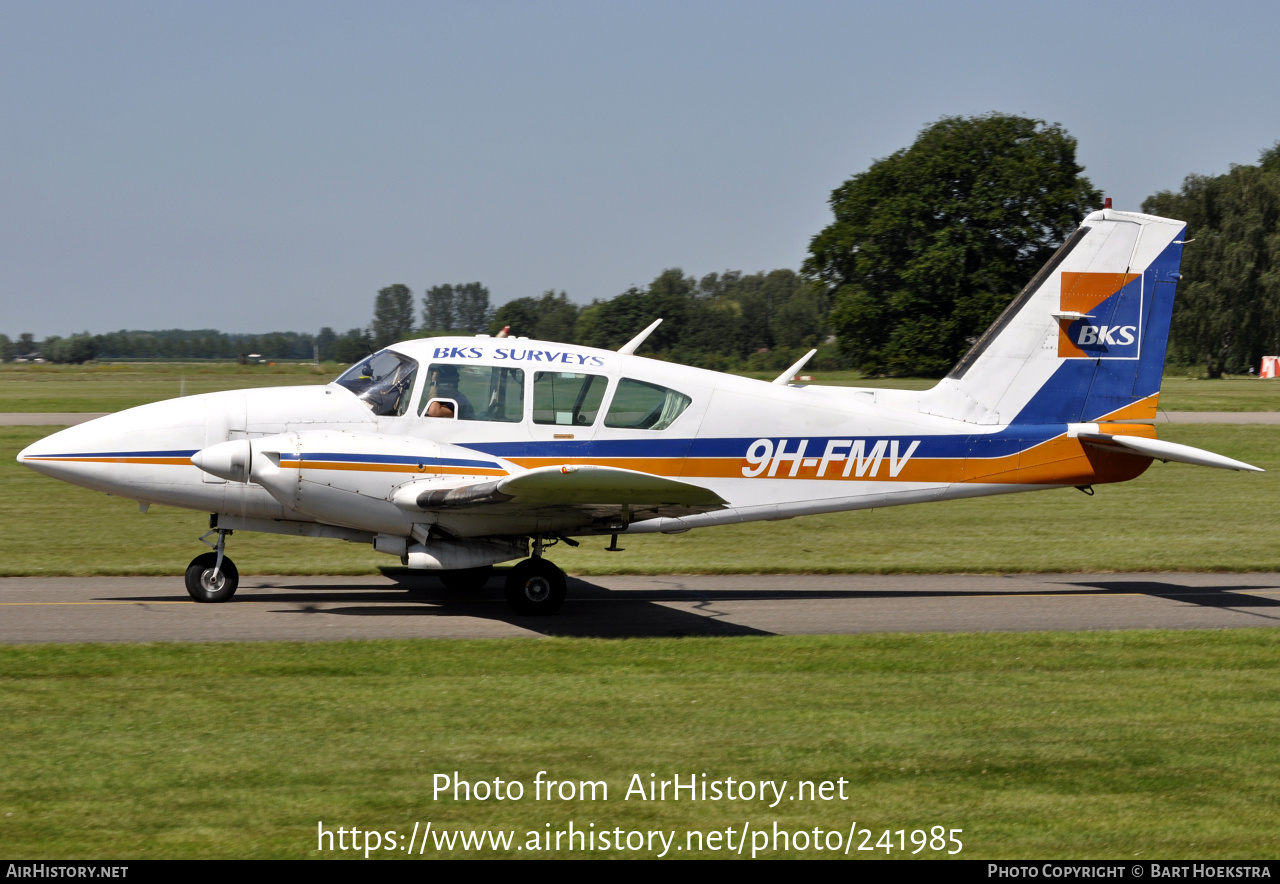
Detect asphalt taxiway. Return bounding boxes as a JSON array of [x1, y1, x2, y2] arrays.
[[2, 572, 1278, 643]]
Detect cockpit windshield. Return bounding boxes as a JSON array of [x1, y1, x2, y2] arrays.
[[334, 350, 419, 417]]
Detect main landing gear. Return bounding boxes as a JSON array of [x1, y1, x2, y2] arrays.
[[504, 537, 566, 616], [185, 527, 239, 603]]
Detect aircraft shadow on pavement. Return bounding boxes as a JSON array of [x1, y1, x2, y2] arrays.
[[1059, 579, 1280, 620], [105, 573, 775, 638], [342, 573, 776, 638]]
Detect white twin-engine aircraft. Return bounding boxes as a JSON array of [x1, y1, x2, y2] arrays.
[[18, 209, 1262, 614]]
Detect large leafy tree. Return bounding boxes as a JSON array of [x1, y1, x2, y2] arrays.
[[571, 267, 831, 365], [575, 270, 692, 352], [370, 284, 415, 348], [491, 290, 579, 342], [1143, 144, 1280, 377], [806, 114, 1102, 375]]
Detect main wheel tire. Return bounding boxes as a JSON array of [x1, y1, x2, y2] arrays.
[[504, 558, 566, 616], [184, 552, 239, 603], [439, 565, 494, 592]]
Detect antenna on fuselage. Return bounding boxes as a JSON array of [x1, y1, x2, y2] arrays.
[[617, 318, 662, 355], [772, 348, 818, 385]]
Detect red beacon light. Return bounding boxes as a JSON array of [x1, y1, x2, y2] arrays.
[[1104, 197, 1113, 209]]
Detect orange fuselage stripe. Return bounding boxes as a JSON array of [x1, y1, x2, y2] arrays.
[[506, 430, 1155, 486], [32, 427, 1160, 488]]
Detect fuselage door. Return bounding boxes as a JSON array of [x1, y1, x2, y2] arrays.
[[528, 370, 610, 445]]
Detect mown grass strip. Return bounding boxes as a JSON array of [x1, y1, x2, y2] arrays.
[[0, 363, 338, 413], [1, 630, 1278, 859]]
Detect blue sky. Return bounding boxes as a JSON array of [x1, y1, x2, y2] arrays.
[[3, 0, 1278, 338]]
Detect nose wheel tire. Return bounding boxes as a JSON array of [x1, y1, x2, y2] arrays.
[[504, 557, 566, 616], [439, 565, 494, 592], [185, 552, 240, 603]]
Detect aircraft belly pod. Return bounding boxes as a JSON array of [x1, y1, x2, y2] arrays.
[[16, 209, 1261, 615]]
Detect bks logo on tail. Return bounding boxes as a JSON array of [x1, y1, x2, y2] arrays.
[[1057, 271, 1143, 360]]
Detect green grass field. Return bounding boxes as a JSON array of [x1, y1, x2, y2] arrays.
[[0, 362, 338, 413], [1, 425, 1275, 576], [3, 362, 1280, 412], [2, 630, 1278, 858]]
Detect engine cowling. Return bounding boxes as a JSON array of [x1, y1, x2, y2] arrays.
[[195, 431, 515, 538]]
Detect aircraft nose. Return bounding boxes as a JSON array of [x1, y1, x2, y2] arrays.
[[17, 426, 75, 469], [14, 410, 201, 493]]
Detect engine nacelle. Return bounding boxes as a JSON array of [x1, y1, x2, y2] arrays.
[[196, 431, 519, 538]]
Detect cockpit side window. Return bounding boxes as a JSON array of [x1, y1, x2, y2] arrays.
[[533, 372, 607, 426], [603, 378, 692, 430], [420, 364, 525, 422], [334, 350, 418, 417]]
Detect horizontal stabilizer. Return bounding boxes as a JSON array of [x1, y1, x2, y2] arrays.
[[416, 465, 726, 509], [1078, 432, 1264, 472]]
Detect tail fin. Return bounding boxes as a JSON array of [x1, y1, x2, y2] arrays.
[[918, 209, 1186, 425]]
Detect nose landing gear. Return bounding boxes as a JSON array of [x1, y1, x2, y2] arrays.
[[186, 527, 239, 602]]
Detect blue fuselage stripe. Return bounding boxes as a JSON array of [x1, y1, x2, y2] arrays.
[[279, 452, 500, 469], [29, 449, 198, 459], [463, 426, 1071, 461]]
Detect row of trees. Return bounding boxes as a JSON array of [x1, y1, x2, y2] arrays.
[[359, 268, 832, 371], [1, 268, 827, 372], [6, 115, 1277, 375], [491, 269, 830, 370], [0, 329, 326, 364], [369, 282, 495, 350]]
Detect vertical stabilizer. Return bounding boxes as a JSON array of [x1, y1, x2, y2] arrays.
[[917, 209, 1186, 425]]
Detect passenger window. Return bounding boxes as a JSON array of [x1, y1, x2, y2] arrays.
[[420, 364, 525, 422], [604, 378, 691, 430], [533, 372, 608, 426]]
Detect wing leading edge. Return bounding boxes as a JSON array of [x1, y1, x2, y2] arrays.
[[412, 464, 726, 522]]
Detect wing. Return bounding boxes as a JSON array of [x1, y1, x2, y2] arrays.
[[402, 464, 726, 531]]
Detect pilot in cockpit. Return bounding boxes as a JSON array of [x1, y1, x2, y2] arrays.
[[424, 365, 474, 419]]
